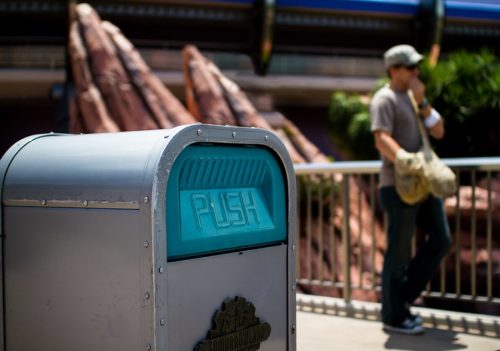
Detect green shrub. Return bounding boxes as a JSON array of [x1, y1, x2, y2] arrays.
[[327, 92, 378, 160], [420, 50, 500, 157]]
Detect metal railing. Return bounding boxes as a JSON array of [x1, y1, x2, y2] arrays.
[[294, 157, 500, 306]]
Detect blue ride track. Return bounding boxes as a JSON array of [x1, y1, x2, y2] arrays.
[[210, 0, 500, 20]]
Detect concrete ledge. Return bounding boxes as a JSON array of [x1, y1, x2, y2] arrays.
[[297, 293, 500, 338]]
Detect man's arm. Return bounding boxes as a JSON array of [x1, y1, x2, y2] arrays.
[[420, 104, 444, 139], [409, 78, 445, 139], [374, 130, 424, 175], [373, 130, 401, 163]]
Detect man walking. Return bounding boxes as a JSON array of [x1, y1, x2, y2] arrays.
[[370, 44, 452, 335]]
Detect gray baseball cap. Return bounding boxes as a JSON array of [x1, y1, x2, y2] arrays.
[[383, 44, 423, 69]]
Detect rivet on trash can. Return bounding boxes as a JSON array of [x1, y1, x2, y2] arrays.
[[144, 241, 149, 248], [292, 244, 296, 251], [144, 196, 149, 203], [291, 324, 296, 335], [197, 129, 202, 136], [159, 266, 164, 273], [83, 200, 88, 206], [145, 292, 151, 300], [265, 135, 269, 141], [145, 343, 151, 350], [160, 319, 166, 326], [292, 284, 296, 291], [41, 200, 46, 206], [232, 132, 236, 139]]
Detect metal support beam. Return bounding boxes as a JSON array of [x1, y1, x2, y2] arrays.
[[418, 0, 445, 62], [252, 0, 275, 76], [342, 175, 351, 303]]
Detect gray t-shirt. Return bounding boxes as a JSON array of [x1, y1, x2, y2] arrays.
[[370, 85, 422, 187]]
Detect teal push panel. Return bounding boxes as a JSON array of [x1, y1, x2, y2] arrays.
[[166, 145, 287, 260]]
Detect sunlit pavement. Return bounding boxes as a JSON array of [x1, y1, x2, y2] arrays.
[[296, 294, 500, 351], [297, 311, 500, 351]]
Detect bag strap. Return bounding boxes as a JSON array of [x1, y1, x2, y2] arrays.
[[407, 91, 433, 161]]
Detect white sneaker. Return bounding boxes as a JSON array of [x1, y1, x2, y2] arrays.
[[383, 318, 425, 335], [405, 304, 423, 326], [408, 313, 423, 326]]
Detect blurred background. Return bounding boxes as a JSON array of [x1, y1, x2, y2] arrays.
[[1, 0, 499, 158]]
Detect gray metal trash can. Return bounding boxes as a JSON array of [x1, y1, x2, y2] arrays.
[[0, 124, 296, 351]]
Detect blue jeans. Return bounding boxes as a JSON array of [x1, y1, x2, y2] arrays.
[[380, 186, 452, 325]]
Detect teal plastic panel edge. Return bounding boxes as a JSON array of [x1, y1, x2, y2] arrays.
[[166, 144, 286, 260]]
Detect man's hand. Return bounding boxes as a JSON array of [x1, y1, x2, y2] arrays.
[[374, 130, 400, 163], [409, 77, 425, 104], [408, 77, 445, 139], [395, 149, 423, 175]]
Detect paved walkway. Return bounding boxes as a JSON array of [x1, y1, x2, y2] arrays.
[[297, 311, 500, 351], [297, 294, 500, 351]]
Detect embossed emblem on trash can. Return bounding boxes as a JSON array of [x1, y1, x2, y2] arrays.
[[194, 296, 271, 351]]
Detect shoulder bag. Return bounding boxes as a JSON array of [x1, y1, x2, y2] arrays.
[[394, 93, 457, 204]]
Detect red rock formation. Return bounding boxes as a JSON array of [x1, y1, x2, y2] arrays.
[[68, 3, 388, 303], [69, 4, 195, 132], [182, 45, 237, 126], [69, 21, 119, 133], [75, 4, 157, 131]]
